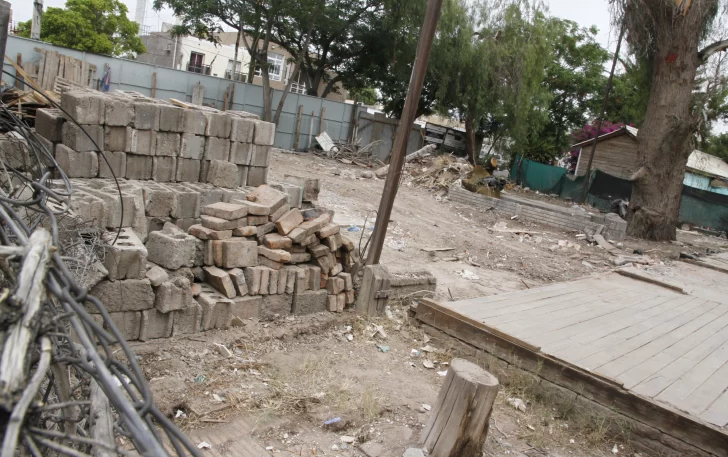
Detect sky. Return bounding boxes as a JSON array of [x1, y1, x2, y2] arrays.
[[10, 0, 618, 50]]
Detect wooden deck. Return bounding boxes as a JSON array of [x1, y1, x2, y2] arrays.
[[416, 259, 728, 456]]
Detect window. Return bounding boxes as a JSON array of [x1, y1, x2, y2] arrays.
[[225, 59, 244, 81], [254, 53, 284, 81], [187, 52, 209, 74], [290, 70, 307, 94]]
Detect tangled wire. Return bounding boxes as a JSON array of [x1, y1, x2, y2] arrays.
[[0, 72, 201, 457]]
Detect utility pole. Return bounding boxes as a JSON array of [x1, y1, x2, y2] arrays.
[[31, 0, 43, 40], [0, 1, 10, 78], [365, 0, 443, 265]]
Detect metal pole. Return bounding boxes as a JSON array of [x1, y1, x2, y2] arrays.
[[366, 0, 443, 265], [579, 23, 625, 203], [31, 0, 43, 40], [0, 1, 10, 79]]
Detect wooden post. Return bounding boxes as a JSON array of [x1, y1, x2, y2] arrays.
[[355, 264, 391, 316], [14, 53, 22, 89], [151, 72, 157, 98], [318, 107, 326, 135], [228, 82, 235, 110], [308, 110, 315, 148], [294, 105, 303, 150], [421, 358, 499, 457]]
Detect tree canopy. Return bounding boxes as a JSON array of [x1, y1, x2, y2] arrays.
[[18, 0, 146, 57]]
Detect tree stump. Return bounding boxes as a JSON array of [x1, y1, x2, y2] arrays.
[[420, 358, 499, 457]]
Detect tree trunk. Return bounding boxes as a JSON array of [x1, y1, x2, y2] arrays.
[[465, 107, 477, 164], [232, 23, 242, 81], [625, 1, 712, 241]]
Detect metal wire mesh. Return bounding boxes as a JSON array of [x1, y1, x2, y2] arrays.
[[0, 75, 201, 457]]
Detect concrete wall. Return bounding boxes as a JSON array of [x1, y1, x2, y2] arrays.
[[356, 112, 424, 160], [684, 172, 728, 196], [138, 33, 183, 70], [449, 186, 628, 241]]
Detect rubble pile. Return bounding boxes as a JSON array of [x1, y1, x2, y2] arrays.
[[33, 89, 274, 187]]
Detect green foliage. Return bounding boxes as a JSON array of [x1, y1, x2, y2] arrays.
[[702, 133, 728, 162], [603, 56, 652, 128], [17, 0, 145, 57], [349, 87, 378, 106]]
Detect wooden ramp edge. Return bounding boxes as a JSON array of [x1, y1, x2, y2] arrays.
[[615, 268, 686, 293], [681, 258, 728, 275], [415, 298, 728, 457]]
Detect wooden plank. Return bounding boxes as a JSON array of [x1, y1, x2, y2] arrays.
[[682, 258, 728, 275], [36, 49, 46, 89], [14, 53, 23, 89], [701, 388, 728, 427], [682, 359, 728, 421], [593, 234, 616, 253], [616, 268, 686, 294]]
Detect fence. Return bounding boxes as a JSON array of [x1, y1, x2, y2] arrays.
[[5, 35, 424, 158]]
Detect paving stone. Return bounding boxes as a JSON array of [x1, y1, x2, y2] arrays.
[[233, 226, 257, 237], [98, 151, 127, 179], [134, 102, 160, 130], [247, 166, 268, 186], [230, 117, 255, 142], [293, 290, 328, 315], [197, 286, 234, 330], [207, 160, 238, 188], [158, 105, 184, 132], [203, 202, 248, 220], [180, 133, 205, 159], [105, 98, 134, 126], [250, 145, 271, 167], [55, 144, 98, 178], [61, 90, 105, 124], [228, 268, 248, 296], [61, 123, 104, 152], [204, 266, 237, 298], [263, 233, 292, 250], [201, 215, 246, 231], [219, 239, 258, 268], [155, 277, 194, 313], [36, 108, 66, 142], [275, 209, 303, 235], [146, 265, 169, 286], [88, 279, 154, 313], [188, 224, 232, 240], [146, 224, 197, 270], [232, 295, 261, 319], [284, 175, 320, 202], [230, 141, 253, 164], [253, 120, 276, 145], [261, 294, 293, 320], [152, 156, 177, 182], [108, 311, 142, 341], [103, 228, 147, 281], [126, 154, 153, 180], [243, 266, 263, 295], [173, 300, 202, 335], [182, 108, 207, 135]]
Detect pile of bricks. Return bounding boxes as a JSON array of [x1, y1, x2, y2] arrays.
[[84, 183, 359, 342], [34, 90, 275, 187]]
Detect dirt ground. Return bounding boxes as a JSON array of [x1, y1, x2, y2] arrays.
[[137, 150, 727, 457]]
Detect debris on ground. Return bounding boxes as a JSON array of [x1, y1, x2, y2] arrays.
[[507, 397, 527, 412]]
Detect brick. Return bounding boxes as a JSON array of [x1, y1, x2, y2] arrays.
[[98, 151, 127, 179], [203, 240, 214, 265], [258, 246, 291, 263], [284, 175, 320, 202], [269, 203, 290, 223], [105, 98, 134, 126], [300, 233, 319, 247], [258, 256, 283, 270], [345, 289, 355, 305], [158, 105, 184, 132], [204, 137, 231, 161], [228, 268, 249, 296], [204, 266, 237, 298], [271, 183, 303, 209], [250, 145, 271, 167], [197, 286, 233, 330], [277, 268, 288, 294], [247, 185, 287, 212], [253, 120, 276, 145], [155, 132, 181, 157], [237, 165, 248, 187], [259, 267, 270, 295], [61, 90, 105, 124], [203, 202, 248, 220], [327, 295, 337, 312], [201, 215, 246, 231], [312, 253, 334, 274], [299, 214, 332, 237], [182, 109, 207, 135], [89, 279, 154, 313], [284, 266, 297, 294], [293, 290, 328, 315], [180, 133, 205, 159], [263, 233, 292, 249], [232, 199, 270, 216], [339, 272, 353, 290], [232, 295, 261, 319], [307, 266, 321, 291], [233, 226, 256, 237], [290, 253, 311, 264], [330, 263, 343, 276], [247, 167, 268, 186], [319, 223, 340, 238], [55, 144, 98, 178], [126, 154, 153, 180], [230, 142, 253, 164], [188, 224, 232, 240], [207, 160, 238, 188], [336, 292, 346, 312], [176, 158, 201, 182], [309, 244, 330, 258], [108, 311, 142, 341], [256, 222, 276, 238], [275, 209, 303, 235], [205, 112, 233, 138], [103, 228, 147, 281], [134, 102, 160, 130], [146, 224, 197, 270], [288, 227, 307, 244], [340, 235, 356, 251], [248, 215, 268, 226], [173, 301, 202, 335], [152, 156, 177, 182], [219, 239, 258, 268], [36, 108, 65, 142], [230, 117, 255, 142], [155, 277, 194, 313], [327, 277, 345, 294], [142, 185, 175, 217], [261, 294, 293, 320], [269, 269, 279, 294], [62, 123, 103, 151], [243, 267, 263, 295], [322, 234, 340, 252]]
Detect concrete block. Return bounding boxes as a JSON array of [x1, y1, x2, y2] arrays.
[[180, 134, 205, 159], [294, 267, 307, 293], [233, 226, 257, 237], [258, 246, 291, 263], [247, 166, 268, 186], [203, 202, 248, 220], [146, 265, 169, 286], [261, 294, 292, 320], [197, 286, 233, 330], [167, 184, 200, 218], [156, 132, 181, 157], [155, 277, 194, 313], [125, 154, 153, 180], [140, 308, 174, 340], [230, 117, 255, 143], [108, 311, 142, 341], [88, 279, 154, 313], [135, 130, 156, 155], [62, 123, 103, 151], [98, 151, 127, 179], [173, 300, 202, 335], [336, 292, 346, 311], [105, 98, 134, 126], [182, 109, 207, 135], [176, 158, 201, 182], [207, 160, 239, 188], [228, 268, 248, 296], [275, 209, 304, 235], [253, 120, 276, 145], [232, 295, 261, 319], [204, 137, 231, 161], [142, 184, 175, 217], [153, 156, 177, 182], [158, 105, 184, 132], [146, 225, 197, 270], [205, 112, 232, 138], [243, 267, 263, 295], [103, 228, 147, 281], [188, 224, 232, 240], [293, 290, 327, 315], [230, 142, 253, 165], [271, 183, 303, 209], [269, 203, 290, 222], [61, 90, 105, 124], [201, 215, 246, 231], [263, 233, 292, 250], [80, 187, 134, 229], [36, 108, 65, 142], [204, 265, 237, 298], [284, 175, 320, 202], [219, 239, 258, 268], [247, 215, 268, 226], [237, 165, 248, 187], [251, 145, 271, 167], [55, 144, 98, 178], [308, 266, 321, 291], [248, 185, 287, 212], [277, 268, 288, 294], [36, 133, 55, 159], [134, 102, 160, 130]]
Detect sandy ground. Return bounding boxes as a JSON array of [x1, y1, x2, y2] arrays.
[[137, 151, 727, 457]]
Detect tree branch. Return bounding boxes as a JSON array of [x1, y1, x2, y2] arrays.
[[698, 39, 728, 65]]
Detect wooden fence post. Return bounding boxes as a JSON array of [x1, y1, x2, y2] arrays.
[[421, 358, 499, 457], [318, 107, 326, 135], [293, 105, 303, 150]]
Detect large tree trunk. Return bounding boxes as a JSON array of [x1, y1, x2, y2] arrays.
[[626, 0, 715, 241]]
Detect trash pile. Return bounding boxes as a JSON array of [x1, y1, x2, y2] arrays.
[[407, 155, 474, 190]]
